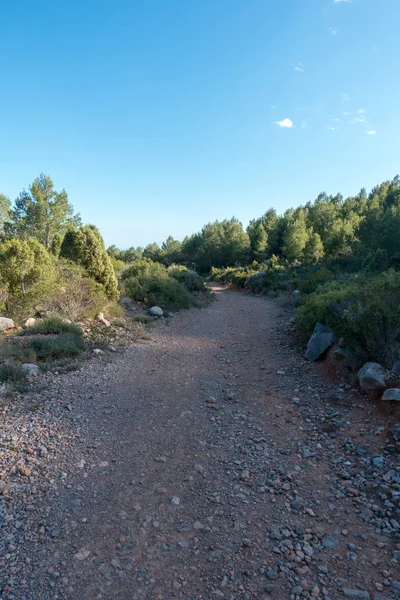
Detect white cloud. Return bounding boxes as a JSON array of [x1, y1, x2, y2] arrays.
[[341, 93, 351, 103], [270, 105, 277, 110], [301, 121, 308, 128], [275, 118, 293, 128], [291, 62, 304, 72], [329, 27, 337, 35], [326, 125, 338, 130], [334, 0, 351, 3], [350, 115, 367, 124], [358, 108, 367, 114], [366, 130, 377, 135]]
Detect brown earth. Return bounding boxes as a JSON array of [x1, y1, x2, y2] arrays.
[[1, 284, 400, 600]]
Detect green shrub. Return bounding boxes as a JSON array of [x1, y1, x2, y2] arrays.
[[0, 364, 28, 391], [125, 275, 193, 311], [18, 317, 83, 337], [299, 268, 334, 295], [0, 340, 37, 364], [168, 265, 205, 292], [50, 260, 107, 320], [122, 259, 167, 280], [295, 270, 400, 366], [29, 333, 86, 362]]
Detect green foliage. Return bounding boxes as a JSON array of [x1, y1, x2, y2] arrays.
[[50, 232, 63, 256], [122, 259, 200, 311], [29, 333, 86, 362], [121, 258, 167, 280], [182, 218, 250, 272], [51, 259, 107, 320], [0, 194, 11, 234], [5, 173, 81, 248], [130, 276, 194, 311], [295, 270, 400, 365], [60, 226, 118, 298], [18, 317, 83, 337], [167, 265, 205, 292], [0, 237, 55, 316], [0, 364, 28, 391], [299, 268, 334, 295]]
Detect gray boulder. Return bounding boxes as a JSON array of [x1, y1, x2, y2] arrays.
[[0, 317, 14, 331], [149, 306, 163, 317], [391, 360, 400, 375], [313, 322, 331, 334], [382, 388, 400, 401], [305, 325, 335, 361], [21, 364, 39, 377], [358, 362, 388, 392], [120, 297, 136, 312]]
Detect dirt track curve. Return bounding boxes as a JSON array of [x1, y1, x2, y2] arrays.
[[1, 284, 400, 600]]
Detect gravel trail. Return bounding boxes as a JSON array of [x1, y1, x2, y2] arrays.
[[1, 284, 400, 600]]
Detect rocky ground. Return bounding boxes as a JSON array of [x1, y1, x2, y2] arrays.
[[0, 284, 399, 600]]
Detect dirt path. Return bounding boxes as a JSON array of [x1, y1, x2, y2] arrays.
[[1, 285, 400, 600]]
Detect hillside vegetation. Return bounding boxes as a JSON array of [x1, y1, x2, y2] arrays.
[[1, 173, 400, 375]]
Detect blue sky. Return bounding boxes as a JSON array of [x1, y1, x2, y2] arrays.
[[1, 0, 399, 248]]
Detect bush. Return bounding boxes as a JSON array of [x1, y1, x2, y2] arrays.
[[0, 364, 28, 391], [50, 260, 107, 320], [29, 333, 86, 362], [18, 317, 83, 337], [299, 267, 334, 295], [295, 270, 400, 366], [125, 275, 193, 311], [167, 265, 205, 292]]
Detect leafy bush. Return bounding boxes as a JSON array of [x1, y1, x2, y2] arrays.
[[295, 270, 400, 366], [121, 259, 167, 280], [125, 275, 193, 311], [29, 333, 86, 362], [18, 316, 83, 337], [299, 267, 334, 295], [50, 260, 107, 320], [0, 364, 28, 391], [167, 265, 205, 292]]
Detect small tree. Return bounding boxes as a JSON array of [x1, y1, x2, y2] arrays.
[[5, 173, 81, 248], [0, 237, 55, 314], [60, 226, 118, 298]]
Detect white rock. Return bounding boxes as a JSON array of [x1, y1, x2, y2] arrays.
[[358, 362, 388, 392], [171, 496, 180, 505], [24, 318, 36, 328], [97, 312, 111, 327], [149, 306, 164, 317], [21, 364, 39, 377], [73, 548, 91, 561], [0, 317, 14, 331], [382, 388, 400, 401], [93, 348, 104, 356]]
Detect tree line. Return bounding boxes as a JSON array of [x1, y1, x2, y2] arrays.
[[108, 175, 400, 272]]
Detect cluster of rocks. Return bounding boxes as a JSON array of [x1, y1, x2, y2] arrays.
[[304, 323, 400, 403]]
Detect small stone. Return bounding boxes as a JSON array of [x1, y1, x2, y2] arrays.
[[322, 535, 338, 548], [74, 548, 91, 561], [21, 363, 40, 377], [18, 466, 31, 477], [93, 348, 104, 356], [171, 496, 180, 506], [149, 306, 163, 317], [342, 588, 370, 599], [382, 389, 400, 401], [266, 569, 278, 580]]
